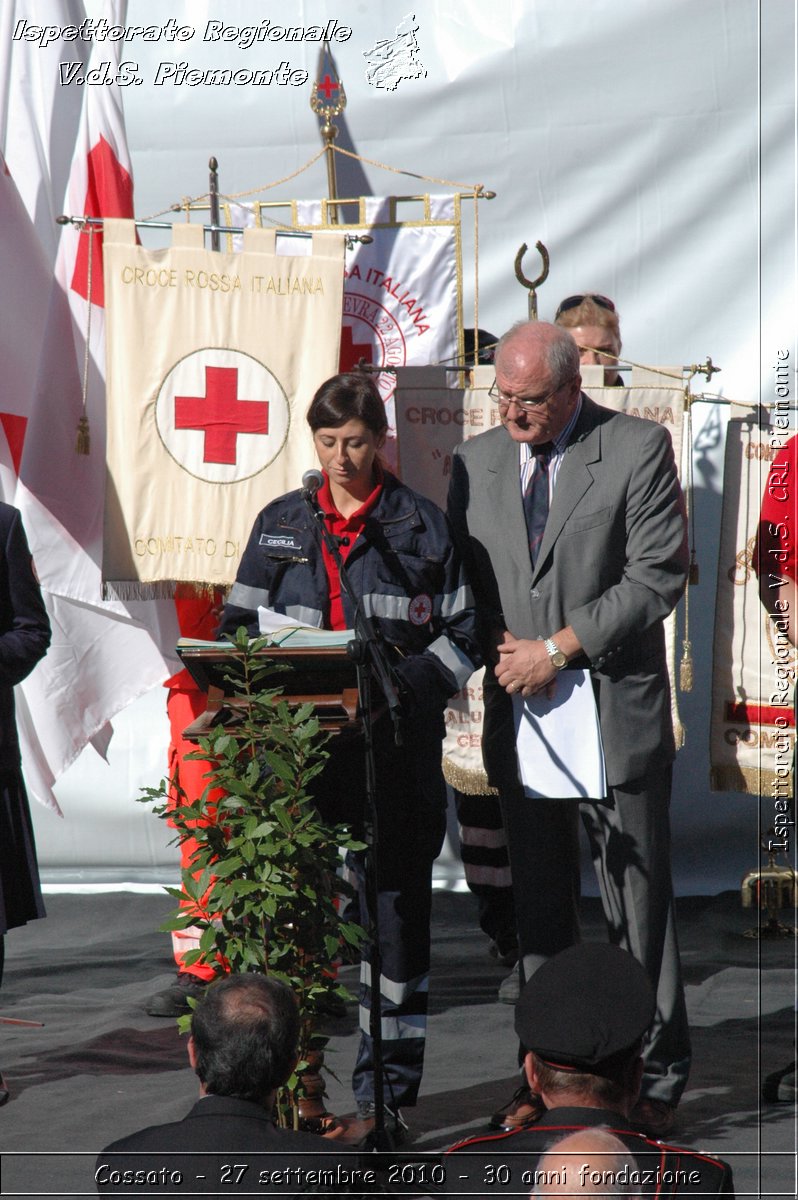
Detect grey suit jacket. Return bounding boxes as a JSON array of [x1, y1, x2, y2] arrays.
[[447, 396, 688, 789]]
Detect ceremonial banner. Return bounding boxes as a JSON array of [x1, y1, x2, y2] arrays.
[[233, 195, 462, 464], [395, 364, 688, 793], [103, 221, 345, 594], [710, 416, 795, 796]]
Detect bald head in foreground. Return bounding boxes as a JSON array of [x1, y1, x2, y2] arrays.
[[531, 1128, 640, 1198]]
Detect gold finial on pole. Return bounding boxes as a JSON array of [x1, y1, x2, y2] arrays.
[[310, 43, 347, 226], [514, 241, 550, 320]]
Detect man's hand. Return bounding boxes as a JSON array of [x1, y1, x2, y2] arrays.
[[495, 631, 557, 699]]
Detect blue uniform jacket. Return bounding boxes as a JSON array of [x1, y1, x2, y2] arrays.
[[220, 471, 480, 705]]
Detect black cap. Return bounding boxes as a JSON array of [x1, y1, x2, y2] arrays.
[[514, 944, 656, 1075]]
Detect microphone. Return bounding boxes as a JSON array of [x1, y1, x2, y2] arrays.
[[301, 469, 324, 500]]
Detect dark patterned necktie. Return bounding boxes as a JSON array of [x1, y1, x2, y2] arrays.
[[523, 442, 553, 565]]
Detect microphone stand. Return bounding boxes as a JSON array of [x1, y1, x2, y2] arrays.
[[301, 483, 402, 1151]]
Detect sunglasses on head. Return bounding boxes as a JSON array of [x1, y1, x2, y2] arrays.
[[555, 294, 616, 319]]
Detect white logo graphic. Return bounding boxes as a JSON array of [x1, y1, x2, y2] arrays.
[[155, 348, 289, 484], [363, 13, 426, 91]]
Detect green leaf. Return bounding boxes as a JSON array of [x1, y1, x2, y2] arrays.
[[261, 752, 295, 785], [211, 856, 244, 878]]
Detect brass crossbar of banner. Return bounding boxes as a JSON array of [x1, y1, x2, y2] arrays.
[[57, 213, 371, 249]]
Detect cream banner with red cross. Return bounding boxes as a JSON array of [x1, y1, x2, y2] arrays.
[[102, 219, 345, 595], [710, 416, 795, 797], [394, 364, 687, 793]]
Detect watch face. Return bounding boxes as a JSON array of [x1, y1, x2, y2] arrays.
[[546, 640, 567, 668]]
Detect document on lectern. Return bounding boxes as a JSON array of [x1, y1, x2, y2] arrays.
[[257, 606, 353, 647]]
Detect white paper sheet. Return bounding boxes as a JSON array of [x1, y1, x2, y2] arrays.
[[512, 669, 606, 800], [257, 607, 307, 635]]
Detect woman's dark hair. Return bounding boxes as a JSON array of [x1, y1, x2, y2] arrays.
[[306, 371, 388, 438]]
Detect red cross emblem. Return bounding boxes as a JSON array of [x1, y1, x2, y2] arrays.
[[408, 594, 433, 626], [317, 73, 339, 100], [156, 349, 289, 484], [174, 366, 269, 465]]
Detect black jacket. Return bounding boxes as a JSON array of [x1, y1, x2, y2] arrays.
[[97, 1095, 356, 1196], [0, 504, 50, 768]]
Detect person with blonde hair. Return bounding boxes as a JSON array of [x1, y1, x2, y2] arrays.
[[554, 293, 623, 386]]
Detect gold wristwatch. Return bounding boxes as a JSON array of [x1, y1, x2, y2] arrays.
[[544, 638, 568, 670]]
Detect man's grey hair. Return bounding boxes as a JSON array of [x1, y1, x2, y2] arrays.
[[495, 321, 581, 390]]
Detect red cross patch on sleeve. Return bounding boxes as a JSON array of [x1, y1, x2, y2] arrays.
[[408, 593, 433, 625]]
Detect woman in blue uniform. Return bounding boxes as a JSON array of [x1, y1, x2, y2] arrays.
[[220, 371, 479, 1139]]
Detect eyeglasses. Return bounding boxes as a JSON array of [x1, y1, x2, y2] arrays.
[[555, 293, 616, 319], [488, 377, 575, 411]]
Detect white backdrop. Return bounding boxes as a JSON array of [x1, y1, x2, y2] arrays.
[[21, 0, 796, 892]]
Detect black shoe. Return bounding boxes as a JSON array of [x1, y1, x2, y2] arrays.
[[146, 973, 208, 1017], [0, 1071, 9, 1107]]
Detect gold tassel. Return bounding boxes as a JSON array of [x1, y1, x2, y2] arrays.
[[679, 639, 694, 692], [688, 552, 699, 586], [75, 414, 90, 455]]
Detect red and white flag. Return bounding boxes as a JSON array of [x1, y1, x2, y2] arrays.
[[0, 0, 88, 265], [1, 1, 174, 811]]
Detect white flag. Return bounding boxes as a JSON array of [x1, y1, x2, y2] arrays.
[[1, 2, 174, 811]]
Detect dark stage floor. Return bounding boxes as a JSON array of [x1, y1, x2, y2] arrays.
[[0, 891, 795, 1197]]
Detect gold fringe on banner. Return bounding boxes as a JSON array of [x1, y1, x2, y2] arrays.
[[442, 760, 498, 796], [103, 580, 179, 602], [710, 764, 781, 796]]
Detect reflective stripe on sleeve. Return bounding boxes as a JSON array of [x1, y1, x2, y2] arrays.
[[283, 604, 324, 627], [361, 593, 410, 621], [426, 635, 475, 687], [227, 582, 270, 610], [439, 582, 474, 618]]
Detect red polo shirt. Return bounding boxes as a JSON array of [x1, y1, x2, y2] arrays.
[[317, 468, 383, 630]]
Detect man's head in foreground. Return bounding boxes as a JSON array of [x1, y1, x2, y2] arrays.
[[515, 943, 656, 1118], [531, 1127, 641, 1197], [188, 974, 300, 1105]]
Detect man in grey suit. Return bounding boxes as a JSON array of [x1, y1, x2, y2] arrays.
[[447, 321, 690, 1138]]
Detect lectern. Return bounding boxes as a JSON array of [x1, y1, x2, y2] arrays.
[[175, 637, 360, 741]]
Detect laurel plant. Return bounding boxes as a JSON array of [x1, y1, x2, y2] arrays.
[[140, 626, 365, 1127]]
